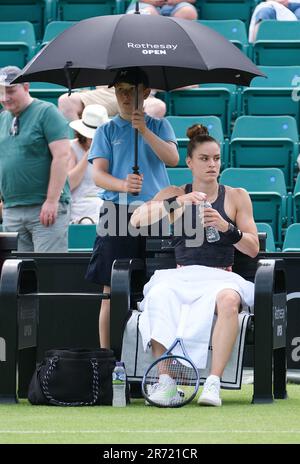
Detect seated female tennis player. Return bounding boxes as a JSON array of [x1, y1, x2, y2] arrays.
[[130, 124, 259, 407]]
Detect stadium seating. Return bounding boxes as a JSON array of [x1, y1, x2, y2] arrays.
[[242, 66, 300, 132], [168, 84, 236, 138], [40, 20, 77, 48], [29, 81, 69, 105], [293, 174, 300, 223], [282, 223, 300, 252], [167, 168, 193, 186], [166, 116, 226, 168], [0, 0, 55, 40], [0, 21, 36, 68], [198, 19, 249, 55], [253, 21, 300, 66], [220, 167, 289, 245], [56, 0, 125, 21], [256, 222, 276, 252], [68, 223, 97, 251], [230, 115, 299, 190], [197, 0, 258, 26]]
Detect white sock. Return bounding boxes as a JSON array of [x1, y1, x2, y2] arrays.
[[206, 375, 220, 384]]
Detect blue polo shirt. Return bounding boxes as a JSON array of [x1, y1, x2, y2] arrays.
[[88, 114, 177, 204]]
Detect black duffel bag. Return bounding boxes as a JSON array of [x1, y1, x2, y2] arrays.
[[28, 348, 116, 406]]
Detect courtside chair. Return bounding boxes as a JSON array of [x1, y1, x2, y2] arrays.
[[168, 84, 236, 138], [293, 174, 300, 223], [282, 224, 300, 252], [253, 21, 300, 66], [198, 19, 249, 56], [166, 116, 227, 169], [230, 115, 299, 191], [56, 0, 125, 21], [197, 0, 258, 26], [242, 66, 300, 133], [68, 224, 97, 252], [110, 233, 287, 404], [0, 21, 36, 67], [40, 20, 78, 48], [220, 167, 289, 246], [0, 0, 55, 41], [256, 222, 276, 252]]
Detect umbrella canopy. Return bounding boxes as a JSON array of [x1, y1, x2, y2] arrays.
[[13, 11, 264, 176], [14, 14, 264, 90]]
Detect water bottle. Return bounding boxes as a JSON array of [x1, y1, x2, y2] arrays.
[[112, 361, 126, 407], [204, 201, 220, 243]]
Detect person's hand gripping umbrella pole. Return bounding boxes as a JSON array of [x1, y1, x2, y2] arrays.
[[131, 82, 144, 195]]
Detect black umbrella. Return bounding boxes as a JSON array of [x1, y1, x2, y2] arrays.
[[14, 7, 264, 174]]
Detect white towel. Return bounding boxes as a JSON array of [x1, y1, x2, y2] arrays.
[[138, 265, 254, 369], [249, 1, 298, 42], [121, 309, 252, 389]]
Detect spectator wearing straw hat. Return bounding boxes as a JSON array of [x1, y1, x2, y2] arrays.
[[68, 104, 109, 224]]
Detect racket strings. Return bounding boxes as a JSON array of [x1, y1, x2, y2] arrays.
[[144, 355, 199, 407]]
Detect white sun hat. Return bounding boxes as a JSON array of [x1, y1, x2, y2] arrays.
[[69, 104, 109, 139]]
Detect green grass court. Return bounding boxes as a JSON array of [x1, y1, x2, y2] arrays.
[[0, 384, 299, 444]]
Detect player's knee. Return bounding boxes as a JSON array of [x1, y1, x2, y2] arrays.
[[216, 291, 240, 316]]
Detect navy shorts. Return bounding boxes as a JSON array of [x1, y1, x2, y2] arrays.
[[85, 202, 146, 286]]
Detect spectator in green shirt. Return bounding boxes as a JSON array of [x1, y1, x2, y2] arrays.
[[0, 66, 71, 252]]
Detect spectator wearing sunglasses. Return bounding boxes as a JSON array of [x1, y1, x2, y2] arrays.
[[0, 65, 71, 252]]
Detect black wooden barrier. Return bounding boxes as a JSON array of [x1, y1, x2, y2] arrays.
[[0, 232, 293, 404], [0, 233, 18, 269], [259, 252, 300, 371], [0, 242, 108, 402], [0, 259, 38, 403], [10, 252, 106, 364]]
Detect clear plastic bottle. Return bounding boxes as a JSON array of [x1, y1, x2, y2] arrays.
[[204, 201, 220, 243], [112, 361, 126, 407]]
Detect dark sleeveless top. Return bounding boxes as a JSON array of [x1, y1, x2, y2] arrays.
[[173, 184, 236, 267]]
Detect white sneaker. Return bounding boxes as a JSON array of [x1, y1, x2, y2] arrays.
[[145, 375, 184, 406], [145, 383, 184, 406], [198, 375, 222, 407]]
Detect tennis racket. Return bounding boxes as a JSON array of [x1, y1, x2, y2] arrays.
[[142, 304, 200, 408]]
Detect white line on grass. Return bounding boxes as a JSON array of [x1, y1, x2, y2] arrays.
[[0, 430, 300, 434]]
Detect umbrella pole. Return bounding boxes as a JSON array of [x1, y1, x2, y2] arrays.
[[134, 1, 140, 14], [132, 4, 140, 177], [132, 84, 139, 177]]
